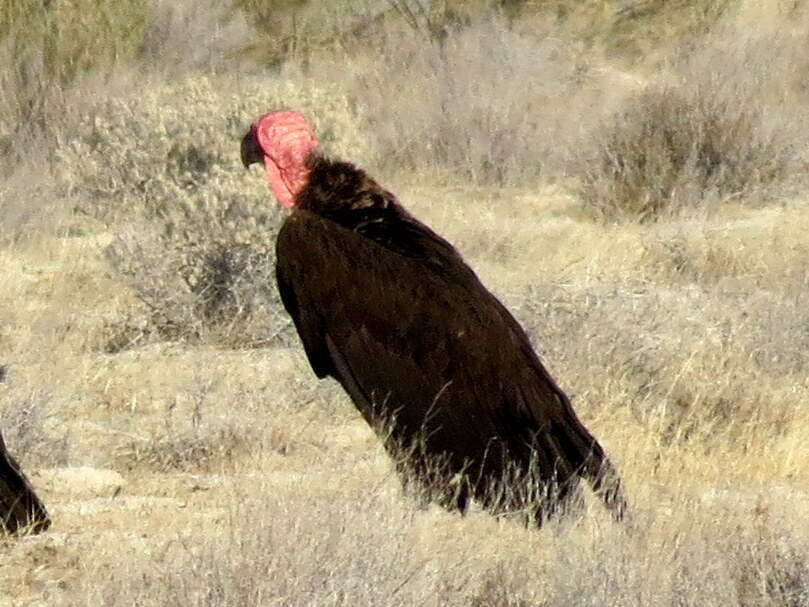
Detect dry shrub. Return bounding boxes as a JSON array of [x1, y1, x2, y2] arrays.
[[57, 76, 369, 347], [57, 77, 370, 214], [49, 468, 809, 606], [118, 408, 256, 473], [575, 25, 809, 221], [0, 0, 255, 241], [465, 564, 538, 607], [106, 361, 300, 472], [605, 0, 739, 59], [0, 166, 73, 245], [299, 14, 599, 185], [0, 0, 150, 168], [734, 524, 809, 607], [72, 489, 448, 606], [233, 0, 309, 33], [232, 0, 391, 64], [0, 389, 68, 469], [140, 0, 252, 75], [517, 277, 809, 449], [538, 500, 809, 607], [105, 217, 288, 348], [120, 425, 250, 472], [577, 85, 795, 221]]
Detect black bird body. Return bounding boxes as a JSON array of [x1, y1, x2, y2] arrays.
[[0, 430, 50, 535], [274, 156, 625, 521]]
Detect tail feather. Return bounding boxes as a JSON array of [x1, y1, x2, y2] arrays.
[[552, 420, 627, 520], [535, 431, 579, 489]]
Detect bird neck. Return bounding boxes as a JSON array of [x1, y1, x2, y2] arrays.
[[295, 156, 399, 216], [266, 157, 311, 209]]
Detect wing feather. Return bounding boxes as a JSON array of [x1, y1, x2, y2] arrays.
[[276, 211, 570, 439], [275, 209, 625, 516]]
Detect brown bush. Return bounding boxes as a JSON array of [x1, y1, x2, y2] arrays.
[[57, 77, 369, 348], [574, 26, 809, 221], [298, 14, 596, 185]]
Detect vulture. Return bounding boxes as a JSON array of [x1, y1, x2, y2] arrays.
[[241, 110, 626, 524], [0, 430, 50, 535]]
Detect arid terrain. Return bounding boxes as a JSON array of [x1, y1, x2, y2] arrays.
[[1, 1, 809, 605]]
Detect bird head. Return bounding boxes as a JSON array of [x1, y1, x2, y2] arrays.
[[241, 110, 318, 209]]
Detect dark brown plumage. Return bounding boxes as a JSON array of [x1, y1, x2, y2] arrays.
[[0, 430, 50, 535], [243, 111, 626, 524]]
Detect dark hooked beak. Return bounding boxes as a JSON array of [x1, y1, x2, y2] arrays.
[[240, 129, 263, 169]]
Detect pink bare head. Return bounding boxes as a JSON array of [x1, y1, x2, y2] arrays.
[[241, 110, 318, 208]]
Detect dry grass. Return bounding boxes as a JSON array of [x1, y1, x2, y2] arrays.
[[296, 14, 604, 185], [54, 76, 370, 347], [0, 1, 149, 170], [573, 24, 809, 221], [1, 1, 809, 605]]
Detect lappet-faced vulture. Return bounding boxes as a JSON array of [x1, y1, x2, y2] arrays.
[[241, 111, 626, 524]]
